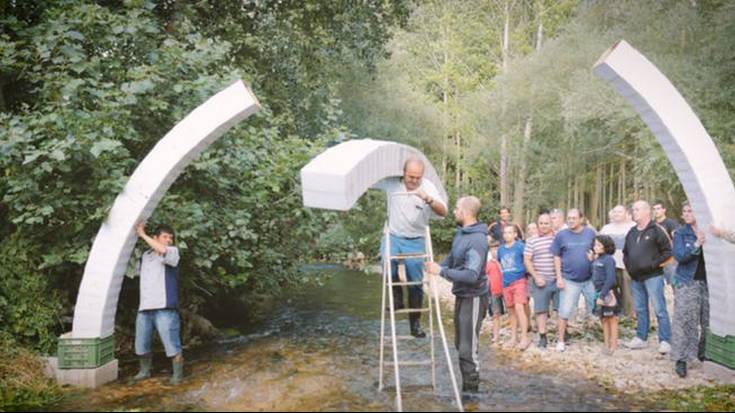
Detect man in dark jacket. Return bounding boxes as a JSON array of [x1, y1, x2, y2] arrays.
[[426, 196, 489, 394], [623, 201, 673, 354], [671, 201, 709, 378]]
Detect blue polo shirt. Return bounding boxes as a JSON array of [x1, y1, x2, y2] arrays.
[[551, 227, 595, 282]]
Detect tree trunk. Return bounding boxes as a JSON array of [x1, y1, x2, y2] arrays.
[[0, 77, 6, 112], [591, 164, 602, 227], [441, 17, 449, 184], [566, 165, 572, 210], [513, 117, 532, 226], [499, 0, 511, 207], [455, 130, 462, 192], [511, 5, 542, 225], [619, 158, 626, 205]]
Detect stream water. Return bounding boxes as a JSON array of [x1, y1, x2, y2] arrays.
[[50, 265, 659, 411]]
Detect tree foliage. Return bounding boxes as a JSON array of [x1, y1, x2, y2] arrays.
[[341, 0, 735, 228], [0, 0, 409, 352]]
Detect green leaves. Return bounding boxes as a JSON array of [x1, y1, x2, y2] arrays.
[[0, 0, 407, 356], [89, 138, 121, 158]]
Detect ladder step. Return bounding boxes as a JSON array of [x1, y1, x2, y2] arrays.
[[385, 335, 430, 342], [385, 360, 433, 367], [391, 281, 430, 286], [390, 253, 429, 260], [394, 308, 430, 314]]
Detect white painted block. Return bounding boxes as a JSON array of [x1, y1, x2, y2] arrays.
[[47, 357, 119, 388], [594, 40, 735, 335], [300, 139, 448, 211], [72, 81, 261, 339], [704, 361, 735, 384]]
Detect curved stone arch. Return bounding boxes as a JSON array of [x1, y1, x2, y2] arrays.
[[300, 139, 448, 211], [593, 40, 735, 336], [72, 80, 261, 339]]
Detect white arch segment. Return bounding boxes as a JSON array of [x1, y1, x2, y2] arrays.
[[300, 139, 448, 211], [593, 40, 735, 336], [72, 80, 261, 338]]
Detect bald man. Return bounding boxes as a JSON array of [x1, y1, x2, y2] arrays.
[[374, 158, 448, 337], [623, 201, 673, 354], [426, 196, 489, 394]]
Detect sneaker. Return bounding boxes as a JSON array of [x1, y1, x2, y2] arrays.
[[538, 334, 548, 349], [556, 341, 566, 352], [624, 337, 648, 350], [658, 341, 672, 354]]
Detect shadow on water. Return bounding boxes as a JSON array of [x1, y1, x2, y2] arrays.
[[50, 266, 660, 411]]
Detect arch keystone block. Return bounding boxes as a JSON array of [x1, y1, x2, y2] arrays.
[[300, 139, 447, 211]]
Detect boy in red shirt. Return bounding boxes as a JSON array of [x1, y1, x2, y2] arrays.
[[486, 239, 505, 345]]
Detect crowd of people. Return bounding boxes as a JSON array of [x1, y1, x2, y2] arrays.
[[485, 200, 734, 380], [382, 157, 735, 395]]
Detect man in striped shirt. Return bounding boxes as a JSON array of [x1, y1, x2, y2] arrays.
[[524, 213, 559, 349]]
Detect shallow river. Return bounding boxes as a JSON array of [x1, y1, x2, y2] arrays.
[[51, 265, 659, 411]]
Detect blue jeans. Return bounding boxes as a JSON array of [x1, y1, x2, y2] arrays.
[[631, 275, 672, 343], [663, 263, 675, 285], [381, 234, 425, 308], [558, 278, 595, 320], [135, 309, 183, 357]]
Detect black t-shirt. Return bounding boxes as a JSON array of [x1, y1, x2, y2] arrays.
[[695, 249, 707, 282]]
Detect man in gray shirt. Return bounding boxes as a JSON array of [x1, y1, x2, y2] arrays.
[[132, 222, 184, 385], [374, 158, 447, 337]]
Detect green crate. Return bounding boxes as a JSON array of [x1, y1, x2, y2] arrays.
[[57, 333, 115, 369], [707, 349, 735, 369], [707, 330, 735, 348], [706, 330, 735, 370]]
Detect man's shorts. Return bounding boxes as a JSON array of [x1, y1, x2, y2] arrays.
[[488, 295, 506, 317], [530, 278, 560, 314], [135, 309, 183, 357], [503, 278, 529, 308]]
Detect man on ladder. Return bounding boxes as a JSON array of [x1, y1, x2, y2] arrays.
[[374, 158, 448, 337], [425, 196, 489, 394]]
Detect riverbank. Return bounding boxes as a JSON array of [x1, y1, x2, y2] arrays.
[[0, 334, 63, 411], [424, 268, 726, 398]]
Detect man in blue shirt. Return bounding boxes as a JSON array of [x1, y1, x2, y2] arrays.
[[551, 209, 596, 352]]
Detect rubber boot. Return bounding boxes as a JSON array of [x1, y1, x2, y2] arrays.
[[132, 355, 152, 381], [170, 356, 184, 385], [409, 292, 426, 338], [390, 284, 405, 311]]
